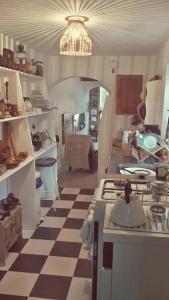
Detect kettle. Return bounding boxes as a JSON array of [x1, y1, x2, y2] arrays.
[[111, 180, 146, 228]]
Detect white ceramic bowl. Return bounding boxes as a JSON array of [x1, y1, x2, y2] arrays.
[[120, 167, 156, 176]]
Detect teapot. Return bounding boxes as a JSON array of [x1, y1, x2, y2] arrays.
[[111, 180, 146, 227], [24, 97, 33, 113]]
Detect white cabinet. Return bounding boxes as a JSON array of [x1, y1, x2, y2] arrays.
[[0, 67, 57, 229], [100, 204, 169, 300], [144, 80, 162, 125]]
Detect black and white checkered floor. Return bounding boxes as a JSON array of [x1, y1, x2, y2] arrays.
[[0, 187, 94, 300]]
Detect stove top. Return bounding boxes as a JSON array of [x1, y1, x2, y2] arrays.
[[104, 204, 169, 235], [100, 179, 169, 205]]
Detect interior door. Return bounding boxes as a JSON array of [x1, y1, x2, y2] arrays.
[[116, 75, 142, 114]]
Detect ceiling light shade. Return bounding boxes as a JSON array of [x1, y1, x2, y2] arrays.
[[60, 16, 92, 56]]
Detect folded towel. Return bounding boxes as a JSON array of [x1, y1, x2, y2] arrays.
[[80, 209, 94, 250]]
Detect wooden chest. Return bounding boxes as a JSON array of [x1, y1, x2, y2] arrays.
[[0, 205, 22, 265]]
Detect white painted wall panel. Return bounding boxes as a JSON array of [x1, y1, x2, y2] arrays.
[[156, 38, 169, 136], [45, 54, 157, 138], [144, 80, 162, 125], [0, 32, 44, 64], [118, 56, 133, 74]]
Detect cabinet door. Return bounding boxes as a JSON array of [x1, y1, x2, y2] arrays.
[[111, 243, 169, 300], [116, 75, 142, 114]]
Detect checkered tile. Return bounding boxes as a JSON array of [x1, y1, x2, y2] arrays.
[[0, 188, 94, 299]]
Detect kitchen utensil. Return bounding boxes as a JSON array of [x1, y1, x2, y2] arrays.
[[0, 101, 6, 118], [150, 180, 168, 215], [120, 167, 155, 177], [3, 48, 14, 69], [6, 158, 20, 169], [111, 180, 146, 227], [1, 193, 19, 210], [17, 151, 28, 161], [150, 204, 166, 215], [156, 165, 168, 181], [5, 81, 8, 102], [0, 208, 10, 220], [141, 133, 160, 151], [24, 97, 33, 113], [0, 163, 6, 175], [137, 101, 146, 121], [4, 122, 17, 157]]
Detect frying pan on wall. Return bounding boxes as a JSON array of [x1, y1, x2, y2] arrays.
[[137, 101, 146, 121]]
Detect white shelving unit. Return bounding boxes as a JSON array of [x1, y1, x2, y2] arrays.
[[0, 115, 26, 122], [0, 67, 57, 229], [27, 111, 50, 117], [34, 144, 56, 158], [0, 157, 33, 183]]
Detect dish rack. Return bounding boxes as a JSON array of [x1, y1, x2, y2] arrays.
[[135, 132, 169, 162]]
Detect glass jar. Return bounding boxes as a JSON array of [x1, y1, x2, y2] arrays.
[[35, 61, 43, 76], [15, 44, 27, 72]]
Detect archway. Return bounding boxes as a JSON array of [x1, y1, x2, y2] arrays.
[[49, 76, 113, 186]]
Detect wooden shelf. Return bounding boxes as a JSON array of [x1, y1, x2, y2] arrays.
[[0, 66, 16, 74], [34, 144, 56, 158], [19, 71, 43, 81], [26, 111, 49, 117], [0, 115, 26, 122], [0, 66, 43, 80], [0, 156, 33, 183], [0, 65, 57, 230]]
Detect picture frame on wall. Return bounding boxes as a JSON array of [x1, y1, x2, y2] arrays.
[[62, 112, 73, 144], [165, 117, 169, 139], [91, 116, 97, 122], [91, 109, 97, 115]]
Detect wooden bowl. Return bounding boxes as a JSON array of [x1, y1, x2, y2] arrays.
[[6, 159, 20, 169], [17, 151, 28, 161]]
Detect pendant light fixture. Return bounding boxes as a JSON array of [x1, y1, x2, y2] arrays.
[[60, 16, 92, 56]]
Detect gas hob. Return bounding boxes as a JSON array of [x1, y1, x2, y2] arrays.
[[97, 179, 169, 205]]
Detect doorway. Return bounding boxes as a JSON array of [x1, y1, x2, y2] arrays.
[[49, 76, 109, 188]]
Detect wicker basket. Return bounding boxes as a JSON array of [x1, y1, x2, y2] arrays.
[[0, 141, 11, 160]]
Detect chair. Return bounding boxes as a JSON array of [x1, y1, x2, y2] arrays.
[[64, 134, 97, 172]]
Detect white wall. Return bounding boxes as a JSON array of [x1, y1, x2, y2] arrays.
[[49, 77, 102, 171], [0, 32, 161, 178], [0, 32, 44, 63], [50, 77, 91, 141], [51, 77, 88, 114], [45, 55, 157, 138], [156, 38, 169, 137], [100, 87, 108, 111], [0, 33, 157, 138], [45, 54, 158, 178]]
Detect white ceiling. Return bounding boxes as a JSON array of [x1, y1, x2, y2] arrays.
[[0, 0, 169, 56]]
